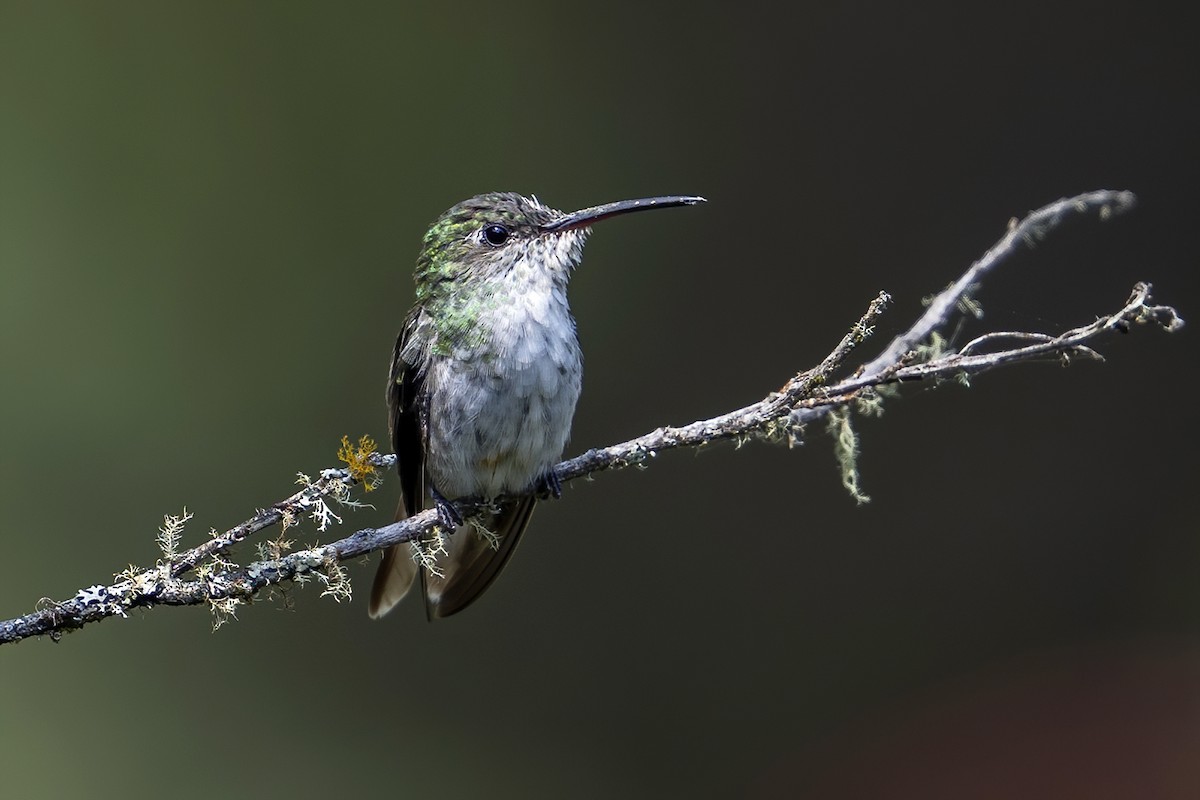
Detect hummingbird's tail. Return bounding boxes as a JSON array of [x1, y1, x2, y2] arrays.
[[367, 498, 419, 619], [368, 496, 538, 620], [421, 497, 537, 619]]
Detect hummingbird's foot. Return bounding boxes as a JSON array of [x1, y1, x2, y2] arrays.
[[535, 469, 563, 500], [430, 487, 464, 531]]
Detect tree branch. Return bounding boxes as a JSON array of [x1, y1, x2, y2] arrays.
[[0, 190, 1182, 646]]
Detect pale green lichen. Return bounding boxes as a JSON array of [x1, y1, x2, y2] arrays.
[[827, 407, 870, 505], [209, 596, 241, 631], [854, 390, 886, 418], [319, 562, 352, 603], [912, 330, 949, 362], [411, 531, 449, 578], [157, 508, 192, 561]]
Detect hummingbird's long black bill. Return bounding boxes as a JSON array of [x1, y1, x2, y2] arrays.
[[540, 195, 706, 233]]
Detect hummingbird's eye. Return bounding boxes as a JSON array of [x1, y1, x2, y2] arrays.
[[482, 224, 510, 246]]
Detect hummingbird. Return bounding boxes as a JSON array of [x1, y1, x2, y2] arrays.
[[368, 191, 705, 619]]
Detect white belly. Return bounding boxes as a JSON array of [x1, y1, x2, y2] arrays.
[[423, 293, 582, 500]]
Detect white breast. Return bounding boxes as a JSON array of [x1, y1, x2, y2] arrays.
[[423, 262, 583, 500]]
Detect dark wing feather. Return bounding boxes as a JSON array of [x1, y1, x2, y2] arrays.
[[389, 309, 426, 518], [368, 310, 425, 619]]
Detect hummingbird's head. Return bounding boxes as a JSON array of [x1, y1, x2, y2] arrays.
[[413, 192, 705, 302]]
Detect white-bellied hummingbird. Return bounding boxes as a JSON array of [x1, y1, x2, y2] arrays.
[[369, 192, 705, 619]]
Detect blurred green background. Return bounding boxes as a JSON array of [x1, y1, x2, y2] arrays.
[[1, 3, 1196, 798]]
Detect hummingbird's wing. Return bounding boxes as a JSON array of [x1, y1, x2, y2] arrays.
[[421, 497, 537, 619], [389, 309, 427, 519], [368, 311, 425, 619]]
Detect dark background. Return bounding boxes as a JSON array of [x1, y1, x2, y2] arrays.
[[1, 3, 1196, 798]]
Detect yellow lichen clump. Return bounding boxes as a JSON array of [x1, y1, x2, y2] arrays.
[[338, 434, 380, 491]]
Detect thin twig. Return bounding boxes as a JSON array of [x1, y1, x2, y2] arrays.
[[859, 189, 1138, 379], [0, 190, 1181, 646]]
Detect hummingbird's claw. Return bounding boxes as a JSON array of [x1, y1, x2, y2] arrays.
[[430, 487, 464, 530], [535, 469, 563, 500]]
